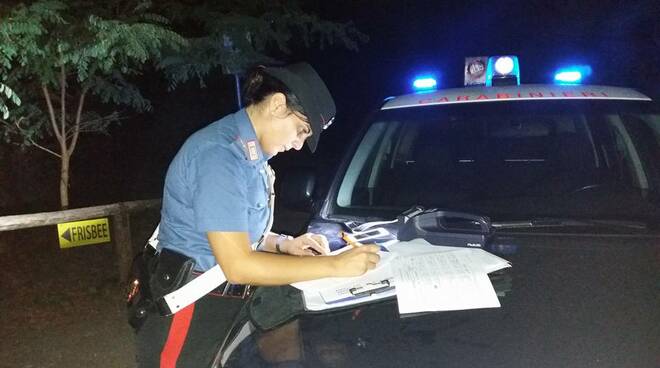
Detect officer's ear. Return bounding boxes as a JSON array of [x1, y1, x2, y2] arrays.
[[267, 92, 289, 119]]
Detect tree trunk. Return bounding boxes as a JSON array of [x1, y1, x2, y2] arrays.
[[60, 150, 70, 209]]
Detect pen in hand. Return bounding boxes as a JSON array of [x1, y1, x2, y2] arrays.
[[341, 231, 362, 248], [341, 231, 389, 252]]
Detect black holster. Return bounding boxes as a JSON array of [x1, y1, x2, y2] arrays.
[[126, 248, 195, 331]]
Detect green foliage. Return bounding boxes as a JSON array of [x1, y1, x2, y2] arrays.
[[1, 101, 46, 145], [0, 0, 187, 144], [0, 82, 21, 119], [155, 0, 368, 89]]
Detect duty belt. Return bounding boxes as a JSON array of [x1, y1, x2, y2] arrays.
[[153, 268, 251, 316], [193, 270, 252, 299]]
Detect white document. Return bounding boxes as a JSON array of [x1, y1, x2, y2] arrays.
[[388, 238, 456, 255], [389, 239, 511, 274], [394, 249, 502, 314], [291, 238, 510, 312]]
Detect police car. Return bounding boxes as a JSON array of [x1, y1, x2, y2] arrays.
[[220, 56, 660, 367]]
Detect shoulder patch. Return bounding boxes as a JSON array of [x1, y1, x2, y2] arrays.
[[246, 140, 259, 161], [232, 136, 250, 161]]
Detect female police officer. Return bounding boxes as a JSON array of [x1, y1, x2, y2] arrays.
[[135, 63, 380, 367]]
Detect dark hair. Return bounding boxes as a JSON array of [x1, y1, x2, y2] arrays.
[[243, 66, 306, 118]]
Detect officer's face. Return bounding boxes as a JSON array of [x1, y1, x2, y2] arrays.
[[262, 94, 312, 155], [266, 111, 311, 155]]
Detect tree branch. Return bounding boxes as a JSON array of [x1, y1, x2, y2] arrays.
[[60, 63, 66, 146], [68, 85, 89, 156], [2, 116, 62, 158], [23, 138, 62, 158], [42, 85, 64, 142], [65, 111, 125, 138]]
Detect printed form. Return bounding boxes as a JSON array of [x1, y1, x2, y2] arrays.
[[394, 249, 502, 314]]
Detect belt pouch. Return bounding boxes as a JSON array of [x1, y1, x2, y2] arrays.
[[126, 248, 158, 331], [149, 249, 196, 310]]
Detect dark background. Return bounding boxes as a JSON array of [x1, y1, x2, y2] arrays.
[[1, 0, 659, 214]]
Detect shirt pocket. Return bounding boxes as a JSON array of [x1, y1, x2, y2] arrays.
[[246, 169, 269, 213]]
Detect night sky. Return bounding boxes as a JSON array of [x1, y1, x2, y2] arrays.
[[306, 0, 659, 104]]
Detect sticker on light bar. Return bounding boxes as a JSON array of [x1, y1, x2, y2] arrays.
[[465, 56, 488, 86]]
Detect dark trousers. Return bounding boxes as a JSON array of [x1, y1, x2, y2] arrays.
[[136, 293, 246, 368]]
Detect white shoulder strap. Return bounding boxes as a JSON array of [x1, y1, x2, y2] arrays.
[[144, 224, 240, 315], [162, 264, 227, 314], [147, 224, 160, 250]]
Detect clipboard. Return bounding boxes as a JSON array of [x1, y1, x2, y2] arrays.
[[320, 278, 395, 304]]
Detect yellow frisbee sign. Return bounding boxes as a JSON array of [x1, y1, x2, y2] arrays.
[[57, 218, 111, 249]]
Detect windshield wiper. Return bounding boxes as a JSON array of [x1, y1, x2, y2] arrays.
[[492, 218, 648, 231], [325, 215, 389, 224]]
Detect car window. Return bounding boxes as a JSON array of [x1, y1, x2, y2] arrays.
[[333, 100, 660, 222]]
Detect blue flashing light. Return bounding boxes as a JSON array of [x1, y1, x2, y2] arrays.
[[553, 65, 592, 85], [486, 56, 520, 86], [412, 76, 438, 91], [494, 56, 515, 75], [554, 71, 582, 83]]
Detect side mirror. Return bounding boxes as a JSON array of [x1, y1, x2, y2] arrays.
[[277, 168, 316, 212]]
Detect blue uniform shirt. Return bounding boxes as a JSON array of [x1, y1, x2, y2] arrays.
[[158, 109, 272, 271]]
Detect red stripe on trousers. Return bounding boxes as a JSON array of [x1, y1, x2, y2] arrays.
[[160, 303, 195, 368]]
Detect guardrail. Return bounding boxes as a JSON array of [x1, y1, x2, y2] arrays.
[[0, 199, 161, 282]]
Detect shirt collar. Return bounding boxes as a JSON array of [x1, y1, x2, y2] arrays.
[[233, 108, 271, 166]]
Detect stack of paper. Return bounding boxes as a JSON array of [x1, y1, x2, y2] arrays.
[[394, 248, 504, 314], [389, 239, 511, 314], [291, 238, 511, 313]]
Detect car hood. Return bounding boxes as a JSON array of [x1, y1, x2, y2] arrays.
[[228, 234, 660, 368]]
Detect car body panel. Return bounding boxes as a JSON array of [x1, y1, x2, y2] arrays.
[[226, 233, 660, 368]]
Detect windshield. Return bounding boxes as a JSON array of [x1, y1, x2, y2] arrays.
[[330, 100, 660, 226]]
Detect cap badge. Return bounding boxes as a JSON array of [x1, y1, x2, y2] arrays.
[[322, 115, 335, 130]]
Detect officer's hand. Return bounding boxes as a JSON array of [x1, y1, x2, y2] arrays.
[[333, 245, 380, 277], [282, 233, 330, 256]]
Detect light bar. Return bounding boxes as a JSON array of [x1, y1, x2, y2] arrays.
[[553, 65, 592, 85], [412, 76, 438, 92]]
